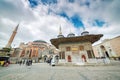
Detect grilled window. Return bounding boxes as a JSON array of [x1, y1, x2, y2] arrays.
[[59, 51, 65, 59], [66, 46, 71, 51], [79, 45, 84, 51]]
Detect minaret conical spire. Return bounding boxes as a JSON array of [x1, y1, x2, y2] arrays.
[[59, 25, 62, 35], [14, 24, 19, 32], [57, 25, 64, 38], [6, 24, 19, 48]]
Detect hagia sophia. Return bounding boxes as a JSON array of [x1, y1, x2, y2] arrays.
[[17, 40, 57, 63], [0, 24, 120, 65]]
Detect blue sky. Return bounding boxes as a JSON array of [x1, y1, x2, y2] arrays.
[[0, 0, 120, 47], [28, 0, 105, 29]]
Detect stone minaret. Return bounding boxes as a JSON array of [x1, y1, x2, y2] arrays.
[[6, 24, 19, 48]]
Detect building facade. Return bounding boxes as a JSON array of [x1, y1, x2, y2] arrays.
[[50, 27, 103, 64], [93, 36, 120, 60], [18, 40, 57, 62]]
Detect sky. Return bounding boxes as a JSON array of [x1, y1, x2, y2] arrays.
[[0, 0, 120, 48]]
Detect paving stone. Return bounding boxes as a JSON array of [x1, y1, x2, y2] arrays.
[[0, 63, 120, 80]]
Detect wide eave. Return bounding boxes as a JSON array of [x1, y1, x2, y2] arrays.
[[50, 34, 103, 48]]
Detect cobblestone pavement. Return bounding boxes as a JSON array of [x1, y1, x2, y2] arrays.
[[0, 63, 120, 80]]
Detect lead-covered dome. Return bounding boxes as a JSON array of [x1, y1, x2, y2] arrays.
[[81, 31, 89, 36], [67, 32, 75, 37], [33, 40, 47, 43], [57, 34, 64, 38]]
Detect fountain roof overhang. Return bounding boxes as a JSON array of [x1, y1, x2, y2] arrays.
[[50, 34, 103, 48]]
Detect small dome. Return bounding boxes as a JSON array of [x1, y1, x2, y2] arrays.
[[67, 32, 75, 37], [33, 40, 47, 43], [57, 34, 64, 38], [81, 31, 89, 36]]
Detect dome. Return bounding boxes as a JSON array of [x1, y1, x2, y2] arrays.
[[67, 32, 75, 37], [81, 31, 89, 36], [33, 40, 47, 43], [57, 34, 64, 38]]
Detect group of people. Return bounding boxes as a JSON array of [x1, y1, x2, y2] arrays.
[[16, 59, 32, 66], [15, 55, 59, 66], [46, 57, 53, 64], [26, 59, 32, 66], [46, 55, 59, 66]]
